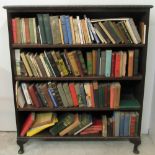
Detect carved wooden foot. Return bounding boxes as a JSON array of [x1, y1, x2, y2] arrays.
[[17, 139, 28, 154], [130, 138, 141, 154]]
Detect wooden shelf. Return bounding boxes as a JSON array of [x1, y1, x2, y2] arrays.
[[17, 107, 140, 112], [15, 75, 143, 81], [12, 43, 145, 49]]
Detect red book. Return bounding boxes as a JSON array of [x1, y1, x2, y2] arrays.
[[24, 18, 31, 43], [69, 83, 79, 107], [115, 52, 121, 77], [111, 53, 116, 77], [90, 83, 95, 108], [28, 84, 42, 108], [20, 113, 35, 136], [11, 19, 17, 43], [130, 114, 136, 136]]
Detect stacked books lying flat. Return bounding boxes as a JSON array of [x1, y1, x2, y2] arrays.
[[16, 82, 121, 109], [15, 49, 139, 77], [11, 15, 146, 45], [20, 112, 139, 137]]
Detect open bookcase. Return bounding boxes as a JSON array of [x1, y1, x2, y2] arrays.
[[4, 5, 153, 154]]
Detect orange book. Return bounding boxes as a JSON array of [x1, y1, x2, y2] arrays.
[[128, 50, 134, 77], [69, 83, 79, 107], [15, 18, 21, 44], [24, 18, 31, 43], [90, 83, 95, 108], [92, 50, 97, 75], [11, 18, 17, 43]]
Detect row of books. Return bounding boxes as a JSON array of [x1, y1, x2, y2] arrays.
[[20, 112, 139, 137], [17, 82, 121, 109], [11, 15, 146, 45], [15, 49, 139, 77]]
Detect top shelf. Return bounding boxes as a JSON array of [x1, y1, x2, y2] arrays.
[[11, 44, 145, 49]]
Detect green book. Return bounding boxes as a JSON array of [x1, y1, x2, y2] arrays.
[[49, 113, 74, 136], [29, 18, 35, 43], [86, 52, 93, 75], [57, 83, 69, 108], [105, 50, 112, 77], [42, 14, 53, 44], [133, 49, 139, 76], [68, 114, 92, 135], [37, 14, 46, 44], [120, 95, 140, 109]]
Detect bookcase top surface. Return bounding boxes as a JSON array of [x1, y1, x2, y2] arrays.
[[3, 5, 153, 10]]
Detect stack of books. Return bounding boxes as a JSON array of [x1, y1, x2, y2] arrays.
[[19, 112, 139, 137], [15, 49, 139, 77], [11, 15, 146, 45], [16, 82, 121, 109]]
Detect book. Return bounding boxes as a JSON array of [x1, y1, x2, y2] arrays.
[[65, 16, 73, 44], [15, 49, 21, 76], [27, 84, 42, 108], [21, 83, 32, 105], [62, 83, 74, 107], [60, 16, 69, 44], [57, 83, 69, 108], [84, 83, 91, 107], [133, 49, 139, 75], [87, 52, 93, 75], [105, 50, 112, 77], [73, 18, 81, 44], [119, 112, 125, 136], [43, 14, 53, 44], [50, 16, 62, 44], [93, 82, 99, 108], [59, 114, 80, 136], [124, 113, 130, 136], [17, 86, 26, 108], [37, 14, 46, 44], [128, 50, 134, 77], [69, 16, 76, 44], [114, 112, 120, 136], [49, 113, 74, 136], [69, 83, 79, 107], [20, 113, 35, 136]]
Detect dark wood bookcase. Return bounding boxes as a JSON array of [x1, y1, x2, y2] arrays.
[[4, 5, 153, 154]]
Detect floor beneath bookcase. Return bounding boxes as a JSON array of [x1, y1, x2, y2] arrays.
[[0, 132, 154, 155]]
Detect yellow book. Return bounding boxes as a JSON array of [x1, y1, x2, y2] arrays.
[[67, 52, 80, 76], [20, 52, 33, 76], [26, 117, 58, 137], [70, 16, 76, 44]]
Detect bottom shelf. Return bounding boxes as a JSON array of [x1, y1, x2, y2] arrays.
[[18, 131, 140, 141]]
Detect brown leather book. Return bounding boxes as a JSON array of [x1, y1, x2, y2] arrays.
[[59, 114, 80, 136], [27, 84, 42, 108], [35, 54, 48, 77], [40, 84, 53, 108], [15, 18, 21, 44], [128, 50, 134, 77], [92, 50, 97, 75]]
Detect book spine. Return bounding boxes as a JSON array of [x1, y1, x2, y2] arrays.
[[105, 50, 112, 77]]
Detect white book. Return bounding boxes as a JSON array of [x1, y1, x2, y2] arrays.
[[21, 83, 32, 105], [143, 24, 146, 44], [15, 49, 21, 76], [91, 18, 129, 23], [32, 18, 37, 44], [86, 18, 94, 41], [77, 16, 84, 44], [39, 54, 51, 77]]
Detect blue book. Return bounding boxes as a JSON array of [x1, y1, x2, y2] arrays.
[[124, 113, 130, 136], [48, 88, 58, 108], [65, 16, 72, 44], [119, 112, 125, 136], [105, 50, 112, 77], [87, 18, 100, 44], [60, 16, 69, 44]]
